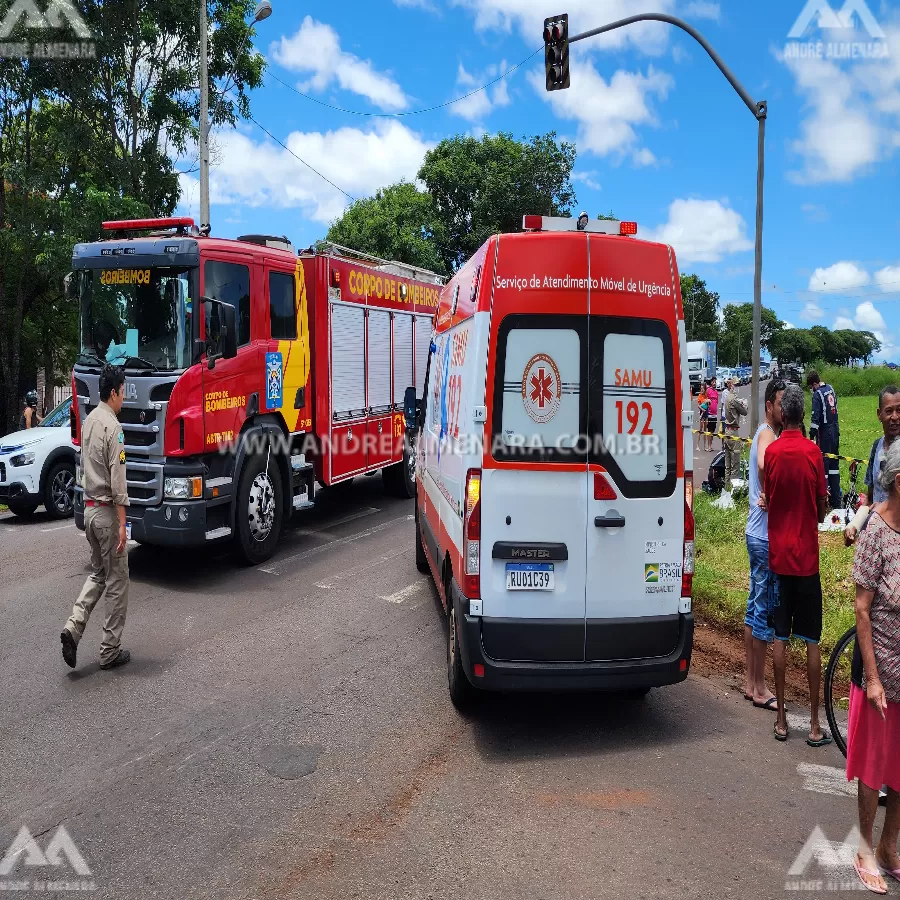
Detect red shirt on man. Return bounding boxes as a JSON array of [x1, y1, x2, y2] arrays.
[[764, 429, 828, 577]]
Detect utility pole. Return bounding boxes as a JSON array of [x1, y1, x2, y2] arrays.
[[559, 12, 767, 431], [199, 0, 210, 232]]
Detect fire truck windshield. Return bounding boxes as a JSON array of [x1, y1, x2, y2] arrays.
[[75, 266, 197, 371]]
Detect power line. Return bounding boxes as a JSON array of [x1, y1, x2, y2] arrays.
[[245, 114, 357, 202], [266, 47, 543, 118]]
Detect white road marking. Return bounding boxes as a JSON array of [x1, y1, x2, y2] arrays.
[[797, 763, 855, 798], [260, 514, 410, 575], [382, 579, 427, 604], [41, 522, 75, 532], [315, 549, 406, 589]]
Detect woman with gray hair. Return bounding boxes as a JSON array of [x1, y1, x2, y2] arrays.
[[848, 439, 900, 894]]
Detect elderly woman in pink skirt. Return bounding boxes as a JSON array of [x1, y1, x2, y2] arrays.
[[849, 439, 900, 894]]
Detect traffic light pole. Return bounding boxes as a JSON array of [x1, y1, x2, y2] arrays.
[[569, 12, 767, 433]]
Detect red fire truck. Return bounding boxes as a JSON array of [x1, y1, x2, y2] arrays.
[[71, 217, 442, 563]]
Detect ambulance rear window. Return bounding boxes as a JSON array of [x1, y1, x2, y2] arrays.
[[589, 318, 677, 498], [491, 315, 587, 463]]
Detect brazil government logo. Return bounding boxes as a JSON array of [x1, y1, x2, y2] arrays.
[[644, 564, 659, 584], [265, 352, 283, 410]]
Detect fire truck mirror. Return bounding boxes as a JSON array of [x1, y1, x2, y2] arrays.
[[203, 297, 237, 369], [403, 386, 418, 430]]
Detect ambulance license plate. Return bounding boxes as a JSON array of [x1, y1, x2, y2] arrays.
[[506, 563, 554, 591]]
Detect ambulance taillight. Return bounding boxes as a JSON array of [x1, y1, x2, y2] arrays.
[[463, 469, 482, 599], [619, 221, 638, 236], [683, 476, 695, 598]]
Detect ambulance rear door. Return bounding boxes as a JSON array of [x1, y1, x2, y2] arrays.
[[584, 235, 684, 661]]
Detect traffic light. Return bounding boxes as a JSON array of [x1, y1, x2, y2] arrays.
[[543, 14, 569, 91]]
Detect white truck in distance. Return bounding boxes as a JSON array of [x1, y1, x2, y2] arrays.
[[686, 341, 716, 393]]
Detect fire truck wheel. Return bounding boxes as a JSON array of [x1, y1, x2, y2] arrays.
[[415, 515, 429, 574], [235, 452, 284, 565], [383, 439, 416, 498], [448, 603, 476, 711]]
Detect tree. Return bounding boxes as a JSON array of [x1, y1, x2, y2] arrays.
[[681, 274, 720, 343], [418, 132, 577, 272], [0, 2, 265, 434], [717, 302, 783, 366], [326, 182, 447, 275], [768, 328, 823, 366]]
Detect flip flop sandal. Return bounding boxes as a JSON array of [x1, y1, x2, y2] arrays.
[[855, 859, 888, 895], [875, 858, 900, 883], [774, 722, 789, 742], [754, 697, 779, 710], [806, 731, 833, 748]]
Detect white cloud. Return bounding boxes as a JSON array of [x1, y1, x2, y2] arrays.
[[573, 169, 602, 190], [529, 60, 672, 163], [178, 121, 433, 224], [808, 261, 871, 292], [800, 301, 824, 321], [875, 265, 900, 290], [854, 300, 887, 331], [452, 0, 676, 55], [270, 17, 408, 111], [645, 198, 753, 263], [450, 60, 511, 121], [780, 26, 900, 183], [783, 321, 795, 330], [833, 316, 855, 329], [683, 2, 720, 20]]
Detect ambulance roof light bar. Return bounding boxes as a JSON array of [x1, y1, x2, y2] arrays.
[[522, 215, 638, 236], [102, 217, 196, 235]]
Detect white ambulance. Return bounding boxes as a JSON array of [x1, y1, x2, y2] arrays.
[[406, 216, 695, 708]]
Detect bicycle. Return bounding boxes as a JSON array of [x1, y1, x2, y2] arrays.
[[824, 624, 857, 758]]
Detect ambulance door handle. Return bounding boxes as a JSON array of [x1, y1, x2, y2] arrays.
[[594, 513, 626, 529]]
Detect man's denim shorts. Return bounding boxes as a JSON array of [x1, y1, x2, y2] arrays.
[[745, 534, 778, 643]]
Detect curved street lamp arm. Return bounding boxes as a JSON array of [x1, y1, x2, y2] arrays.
[[570, 13, 765, 120]]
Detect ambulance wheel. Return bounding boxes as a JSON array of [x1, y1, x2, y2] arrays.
[[235, 452, 284, 565], [415, 514, 429, 574], [448, 603, 476, 711]]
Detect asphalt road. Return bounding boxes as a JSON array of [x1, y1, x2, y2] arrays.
[[0, 462, 870, 899]]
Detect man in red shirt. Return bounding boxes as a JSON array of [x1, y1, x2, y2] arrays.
[[764, 383, 830, 745]]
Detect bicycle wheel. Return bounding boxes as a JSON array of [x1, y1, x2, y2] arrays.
[[824, 625, 857, 758]]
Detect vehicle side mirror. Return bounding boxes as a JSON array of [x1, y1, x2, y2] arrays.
[[202, 296, 238, 369], [403, 386, 418, 430], [220, 302, 237, 360]]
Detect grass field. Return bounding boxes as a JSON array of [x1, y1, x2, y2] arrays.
[[693, 493, 857, 656], [694, 393, 885, 656], [810, 364, 900, 398]]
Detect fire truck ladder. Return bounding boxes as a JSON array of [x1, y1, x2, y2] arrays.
[[310, 241, 446, 286]]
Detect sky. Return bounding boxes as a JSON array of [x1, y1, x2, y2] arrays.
[[175, 0, 900, 360]]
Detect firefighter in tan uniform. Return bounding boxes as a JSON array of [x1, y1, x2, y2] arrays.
[[60, 365, 131, 670], [723, 376, 749, 490]]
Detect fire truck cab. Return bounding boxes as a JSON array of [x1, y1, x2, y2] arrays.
[[408, 216, 695, 708], [71, 218, 441, 564]]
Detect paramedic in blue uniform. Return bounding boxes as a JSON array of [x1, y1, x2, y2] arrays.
[[807, 370, 841, 509]]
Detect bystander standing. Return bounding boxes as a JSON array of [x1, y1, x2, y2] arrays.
[[764, 383, 831, 746], [846, 439, 900, 894], [744, 378, 785, 710], [808, 370, 842, 509], [705, 377, 719, 452]]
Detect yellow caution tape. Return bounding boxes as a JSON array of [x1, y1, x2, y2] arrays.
[[690, 429, 866, 466]]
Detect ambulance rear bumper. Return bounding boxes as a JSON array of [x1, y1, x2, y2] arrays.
[[453, 582, 694, 692]]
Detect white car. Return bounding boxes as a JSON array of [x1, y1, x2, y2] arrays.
[[0, 396, 76, 518]]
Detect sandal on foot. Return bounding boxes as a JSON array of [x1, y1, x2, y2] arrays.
[[855, 859, 888, 895], [754, 697, 779, 710], [806, 731, 833, 748], [774, 722, 789, 742]]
